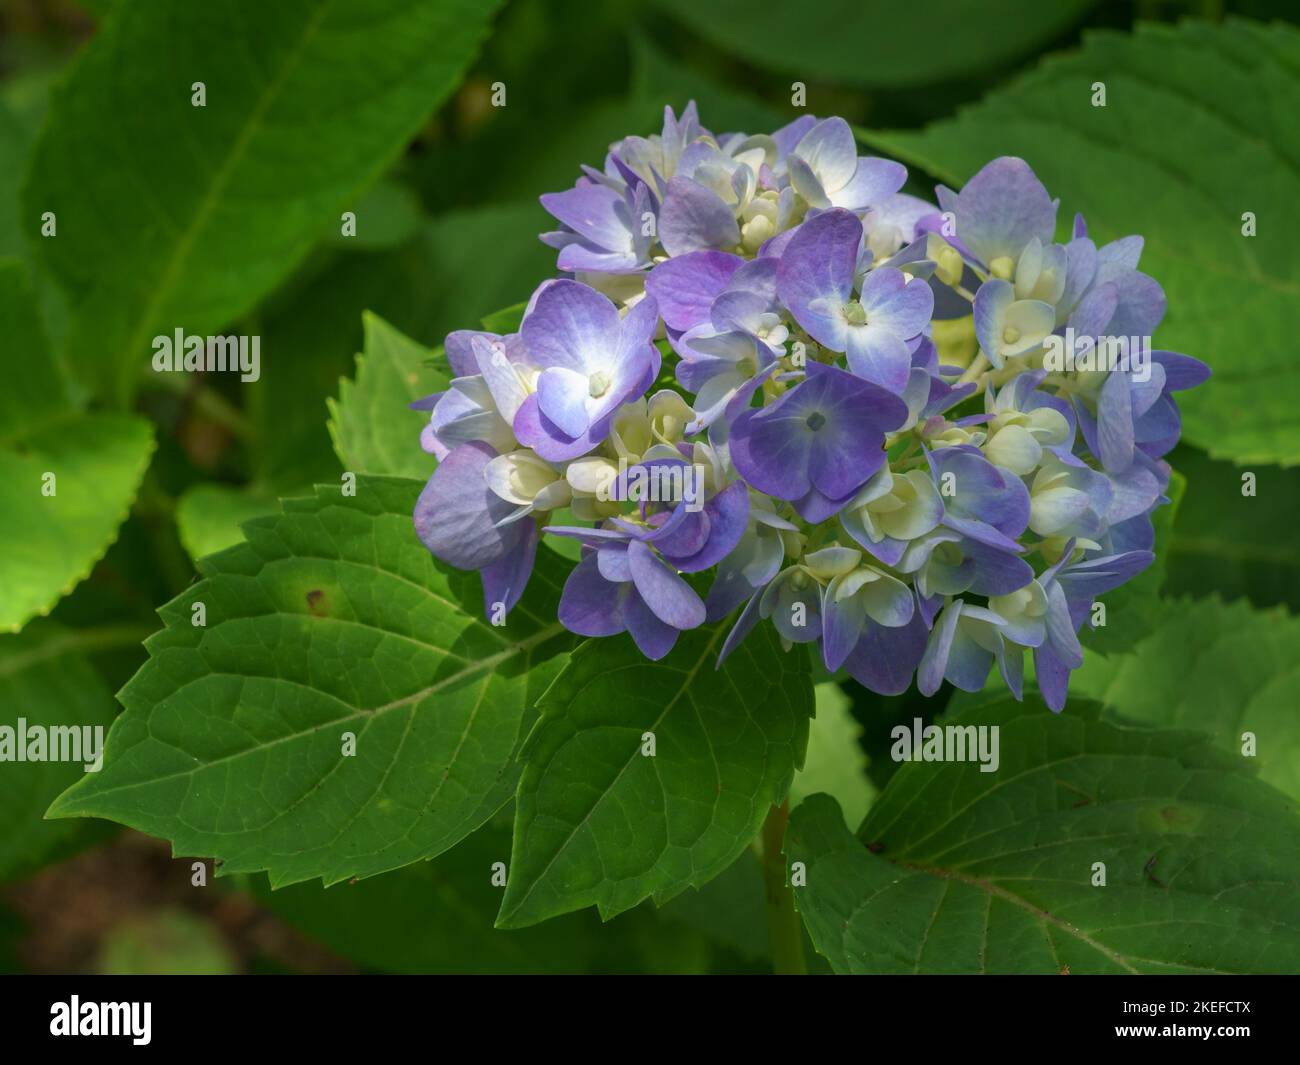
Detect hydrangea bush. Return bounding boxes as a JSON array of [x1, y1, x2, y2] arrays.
[[414, 103, 1209, 710]]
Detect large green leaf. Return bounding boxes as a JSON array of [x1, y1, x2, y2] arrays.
[[0, 100, 34, 261], [24, 0, 502, 401], [329, 314, 446, 481], [859, 19, 1300, 466], [497, 624, 815, 928], [786, 695, 1300, 974], [1074, 596, 1300, 803], [48, 477, 573, 887], [249, 815, 736, 974], [1166, 444, 1300, 612], [250, 236, 444, 490], [0, 622, 128, 881], [0, 262, 154, 632], [788, 681, 875, 832], [651, 0, 1095, 89], [174, 483, 278, 562]]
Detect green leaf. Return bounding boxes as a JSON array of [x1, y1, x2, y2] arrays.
[[329, 313, 446, 480], [788, 682, 875, 832], [1074, 596, 1300, 803], [48, 477, 574, 887], [651, 0, 1095, 89], [479, 302, 527, 334], [250, 238, 443, 490], [497, 624, 815, 928], [323, 180, 423, 251], [251, 815, 731, 974], [25, 0, 503, 401], [1078, 470, 1183, 654], [858, 19, 1300, 466], [0, 100, 35, 261], [0, 262, 154, 632], [629, 32, 783, 136], [174, 483, 278, 562], [656, 850, 771, 963], [1166, 444, 1300, 612], [786, 695, 1300, 974], [0, 622, 127, 882]]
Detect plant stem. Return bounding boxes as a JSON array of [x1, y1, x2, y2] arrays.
[[760, 800, 807, 975], [958, 352, 989, 385]]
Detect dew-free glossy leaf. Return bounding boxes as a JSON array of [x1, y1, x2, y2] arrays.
[[1074, 596, 1300, 802], [0, 262, 154, 632], [787, 695, 1300, 974], [48, 477, 573, 887], [0, 622, 121, 881], [497, 624, 815, 928], [25, 0, 502, 401], [651, 0, 1095, 89], [329, 313, 445, 480]]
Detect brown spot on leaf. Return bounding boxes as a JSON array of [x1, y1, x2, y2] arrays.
[[306, 589, 326, 615]]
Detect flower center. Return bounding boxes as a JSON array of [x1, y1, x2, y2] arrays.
[[1003, 326, 1021, 345], [934, 542, 963, 566], [588, 371, 611, 398], [843, 301, 868, 327], [805, 411, 827, 431], [990, 256, 1015, 280]]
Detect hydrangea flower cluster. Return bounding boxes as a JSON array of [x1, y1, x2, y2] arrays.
[[413, 103, 1209, 711]]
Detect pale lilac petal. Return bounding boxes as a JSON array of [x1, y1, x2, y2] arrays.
[[659, 176, 741, 256], [776, 208, 859, 350], [645, 251, 744, 332], [935, 156, 1057, 266], [821, 583, 865, 673], [859, 267, 933, 338], [792, 117, 858, 191], [537, 366, 593, 438], [665, 481, 750, 572], [918, 599, 962, 696], [1151, 350, 1210, 391], [1098, 370, 1135, 472], [845, 326, 911, 393], [829, 157, 906, 210], [480, 519, 538, 615], [973, 278, 1013, 363], [521, 279, 620, 372], [559, 554, 626, 636], [843, 610, 928, 695], [540, 183, 633, 252], [414, 441, 518, 570], [627, 540, 706, 630], [624, 593, 681, 660]]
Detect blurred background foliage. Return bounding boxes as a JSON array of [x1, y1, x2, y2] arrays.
[[0, 0, 1295, 974]]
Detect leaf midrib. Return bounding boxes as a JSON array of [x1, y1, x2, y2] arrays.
[[499, 624, 729, 923], [115, 0, 336, 391], [48, 618, 566, 811]]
